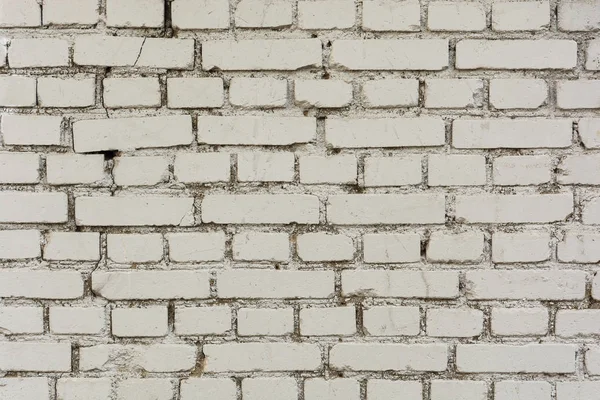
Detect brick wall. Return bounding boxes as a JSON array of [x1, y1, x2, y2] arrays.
[[0, 0, 599, 399]]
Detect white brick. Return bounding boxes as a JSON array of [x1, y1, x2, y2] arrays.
[[492, 308, 548, 336], [73, 116, 193, 152], [305, 379, 359, 400], [106, 0, 163, 27], [107, 233, 163, 263], [8, 38, 68, 67], [362, 79, 419, 107], [202, 195, 319, 224], [364, 156, 422, 186], [50, 306, 105, 335], [175, 306, 231, 335], [203, 343, 321, 372], [363, 233, 421, 263], [112, 306, 168, 337], [456, 344, 576, 373], [0, 378, 49, 400], [586, 347, 600, 374], [300, 306, 356, 336], [557, 80, 600, 109], [587, 39, 600, 70], [493, 1, 550, 31], [330, 343, 447, 371], [362, 1, 420, 31], [0, 152, 39, 183], [431, 381, 487, 400], [38, 77, 96, 108], [103, 78, 160, 108], [180, 379, 236, 400], [490, 79, 548, 109], [456, 40, 577, 69], [557, 382, 600, 400], [300, 155, 357, 184], [230, 77, 287, 108], [295, 80, 353, 108], [0, 306, 43, 334], [1, 115, 62, 146], [172, 0, 229, 29], [584, 198, 600, 224], [428, 2, 486, 31], [0, 270, 82, 299], [427, 308, 483, 337], [218, 270, 334, 298], [0, 342, 71, 372], [0, 0, 40, 27], [238, 152, 294, 182], [558, 0, 600, 31], [493, 155, 551, 185], [45, 232, 99, 261], [428, 155, 486, 186], [116, 379, 174, 400], [427, 231, 484, 262], [465, 270, 586, 300], [425, 79, 483, 108], [233, 232, 289, 262], [43, 0, 99, 25], [76, 196, 194, 226], [197, 116, 316, 145], [327, 117, 444, 148], [0, 229, 41, 259], [46, 154, 105, 185], [167, 78, 224, 108], [167, 232, 225, 262], [0, 192, 68, 223], [558, 231, 600, 263], [343, 270, 459, 298], [113, 156, 169, 186], [203, 39, 321, 70], [175, 153, 230, 183], [492, 231, 550, 263], [80, 344, 196, 372], [327, 194, 445, 224], [298, 1, 355, 29], [238, 308, 293, 336], [363, 306, 420, 336], [297, 233, 354, 262], [0, 76, 36, 107], [243, 378, 297, 400], [92, 270, 210, 299], [331, 40, 448, 70], [57, 378, 112, 400], [235, 0, 292, 28]]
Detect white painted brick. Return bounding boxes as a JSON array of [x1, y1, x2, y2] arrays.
[[587, 39, 600, 70], [0, 152, 39, 183], [558, 231, 600, 263], [0, 41, 5, 67], [456, 40, 577, 69], [363, 306, 420, 336], [1, 115, 62, 146], [430, 381, 487, 400], [50, 306, 105, 335], [203, 343, 321, 372], [362, 1, 420, 31], [218, 270, 334, 298], [0, 229, 41, 259], [557, 382, 600, 400], [113, 156, 169, 186], [330, 343, 447, 371], [116, 379, 175, 400], [43, 0, 99, 25], [465, 270, 586, 300], [558, 0, 600, 31], [368, 380, 422, 400], [493, 155, 552, 185], [364, 156, 422, 186], [301, 306, 356, 336], [0, 0, 40, 27], [92, 270, 210, 299], [112, 306, 168, 337], [492, 231, 550, 263], [0, 76, 36, 107], [0, 192, 68, 223], [238, 152, 294, 182], [586, 347, 600, 375], [305, 379, 359, 400], [233, 232, 289, 261], [167, 232, 225, 262], [300, 155, 357, 184], [428, 2, 486, 31], [331, 40, 448, 70], [427, 308, 483, 337], [427, 231, 484, 262], [428, 155, 486, 186], [172, 0, 229, 29], [492, 1, 550, 31], [425, 79, 483, 108], [106, 0, 163, 28], [456, 344, 576, 373], [557, 80, 600, 109], [175, 152, 230, 183], [230, 77, 287, 108], [298, 1, 355, 29], [235, 0, 292, 28], [490, 79, 548, 109], [80, 344, 196, 372], [0, 378, 49, 400], [103, 78, 161, 108], [0, 342, 71, 372], [363, 233, 421, 263], [8, 38, 68, 67], [46, 154, 105, 185], [57, 378, 112, 400], [175, 306, 231, 335], [38, 77, 96, 108], [243, 378, 297, 400], [107, 233, 164, 263], [343, 270, 459, 298], [180, 378, 236, 400], [167, 78, 224, 108], [362, 79, 419, 107], [556, 310, 600, 337], [297, 233, 354, 261], [295, 80, 353, 108], [238, 308, 293, 336], [492, 308, 549, 336], [584, 197, 600, 224], [44, 232, 100, 261], [0, 306, 43, 334]]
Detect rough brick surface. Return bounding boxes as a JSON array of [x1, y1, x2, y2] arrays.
[[0, 0, 596, 398]]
